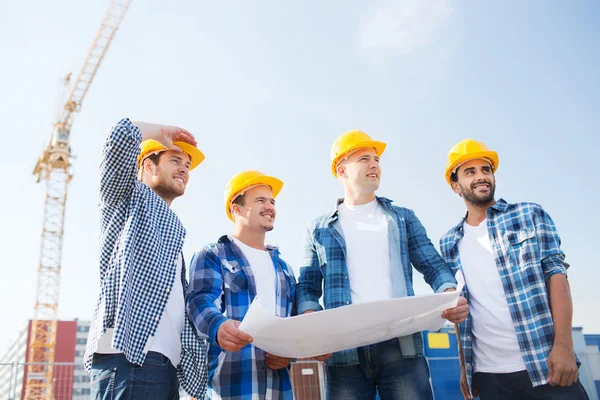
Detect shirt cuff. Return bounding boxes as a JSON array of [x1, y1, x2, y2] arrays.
[[208, 314, 228, 344], [436, 283, 457, 293], [297, 300, 323, 315], [543, 255, 569, 281]]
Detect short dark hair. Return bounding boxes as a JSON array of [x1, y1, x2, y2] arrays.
[[145, 152, 163, 166], [232, 192, 246, 207], [450, 171, 458, 182]]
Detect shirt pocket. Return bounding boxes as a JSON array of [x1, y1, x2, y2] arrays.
[[222, 261, 248, 293], [505, 228, 537, 265]]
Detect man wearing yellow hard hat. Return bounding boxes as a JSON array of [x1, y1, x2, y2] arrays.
[[187, 170, 296, 399], [296, 130, 468, 399], [85, 119, 208, 400], [440, 139, 588, 400]]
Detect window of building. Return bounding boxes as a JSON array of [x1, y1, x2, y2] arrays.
[[73, 388, 91, 396], [427, 332, 450, 349], [77, 325, 90, 333]]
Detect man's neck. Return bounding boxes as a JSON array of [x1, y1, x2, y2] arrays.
[[142, 177, 174, 207], [232, 227, 266, 250], [343, 191, 376, 207], [155, 190, 173, 207], [464, 199, 495, 226]]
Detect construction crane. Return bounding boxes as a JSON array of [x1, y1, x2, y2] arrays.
[[27, 1, 131, 398]]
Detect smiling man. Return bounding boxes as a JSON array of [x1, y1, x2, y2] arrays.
[[187, 170, 296, 399], [440, 139, 589, 400], [84, 119, 208, 399], [296, 130, 468, 400]]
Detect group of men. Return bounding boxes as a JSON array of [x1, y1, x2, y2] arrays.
[[83, 118, 589, 400]]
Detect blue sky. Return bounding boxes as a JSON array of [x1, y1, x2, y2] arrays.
[[1, 0, 598, 352]]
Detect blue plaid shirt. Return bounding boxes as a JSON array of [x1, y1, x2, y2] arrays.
[[84, 119, 208, 398], [187, 235, 296, 400], [296, 197, 457, 366], [440, 199, 570, 390]]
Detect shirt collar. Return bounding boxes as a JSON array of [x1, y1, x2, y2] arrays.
[[452, 198, 509, 236]]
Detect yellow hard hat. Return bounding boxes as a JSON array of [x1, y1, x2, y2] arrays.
[[137, 139, 205, 171], [445, 139, 499, 185], [330, 130, 386, 177], [224, 170, 284, 221]]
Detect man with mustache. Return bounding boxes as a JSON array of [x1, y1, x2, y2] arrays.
[[440, 139, 589, 400], [187, 170, 296, 399], [296, 130, 469, 400], [85, 119, 208, 399]]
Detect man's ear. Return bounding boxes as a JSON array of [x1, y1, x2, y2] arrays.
[[336, 163, 346, 178], [143, 158, 156, 175], [231, 204, 240, 218], [451, 181, 462, 197]]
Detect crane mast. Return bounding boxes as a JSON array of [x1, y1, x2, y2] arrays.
[[26, 2, 131, 398]]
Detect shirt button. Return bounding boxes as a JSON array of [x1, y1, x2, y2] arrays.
[[344, 276, 348, 280], [346, 301, 350, 305], [466, 335, 471, 341], [155, 316, 160, 322], [166, 288, 171, 293], [466, 363, 471, 368]]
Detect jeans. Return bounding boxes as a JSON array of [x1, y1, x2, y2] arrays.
[[90, 352, 180, 400], [326, 338, 434, 400], [474, 370, 589, 400]]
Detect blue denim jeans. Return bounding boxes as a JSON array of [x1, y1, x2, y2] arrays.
[[90, 352, 179, 400], [326, 338, 434, 400]]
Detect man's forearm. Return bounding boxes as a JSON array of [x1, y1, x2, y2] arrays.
[[548, 273, 573, 347]]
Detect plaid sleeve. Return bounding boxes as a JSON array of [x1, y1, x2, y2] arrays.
[[296, 226, 324, 314], [406, 209, 456, 292], [99, 118, 141, 206], [186, 246, 228, 343], [533, 205, 569, 280]]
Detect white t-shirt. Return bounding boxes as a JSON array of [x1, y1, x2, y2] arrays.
[[458, 219, 526, 373], [232, 237, 277, 314], [337, 199, 393, 304], [96, 254, 185, 368]]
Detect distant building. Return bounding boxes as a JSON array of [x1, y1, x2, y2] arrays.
[[0, 320, 90, 400], [584, 334, 600, 398]]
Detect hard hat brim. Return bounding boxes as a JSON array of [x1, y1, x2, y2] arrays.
[[226, 175, 284, 221], [173, 141, 205, 171], [138, 140, 205, 171], [331, 140, 387, 177], [445, 150, 499, 185]]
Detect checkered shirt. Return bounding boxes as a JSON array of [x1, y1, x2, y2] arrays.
[[296, 197, 457, 367], [84, 118, 208, 398], [439, 199, 570, 390], [187, 235, 296, 400]]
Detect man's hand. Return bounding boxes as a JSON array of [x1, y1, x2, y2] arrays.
[[301, 310, 333, 361], [442, 292, 469, 324], [216, 320, 253, 352], [133, 121, 197, 150], [266, 353, 291, 370], [547, 342, 578, 387]]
